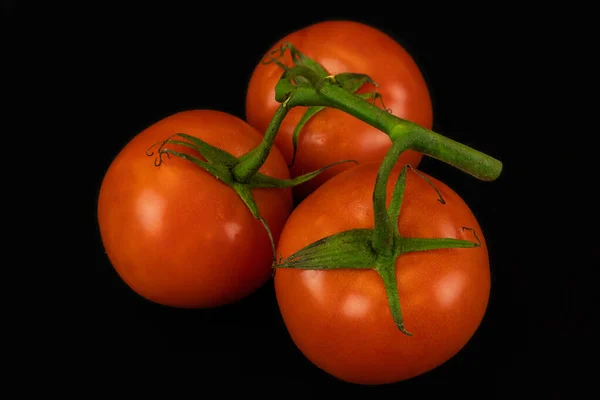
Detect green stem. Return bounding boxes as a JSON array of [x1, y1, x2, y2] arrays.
[[277, 82, 502, 182], [397, 124, 500, 182], [232, 84, 344, 183], [319, 84, 397, 134], [324, 84, 501, 181], [371, 136, 412, 254], [233, 103, 290, 183]]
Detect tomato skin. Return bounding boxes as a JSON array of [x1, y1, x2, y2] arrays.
[[98, 110, 293, 308], [246, 20, 433, 201], [274, 163, 490, 384]]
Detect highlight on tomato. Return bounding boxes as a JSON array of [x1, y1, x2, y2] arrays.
[[97, 110, 298, 308], [246, 20, 433, 201], [274, 161, 491, 385]]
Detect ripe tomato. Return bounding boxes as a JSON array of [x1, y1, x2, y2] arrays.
[[98, 110, 293, 308], [274, 163, 490, 384], [246, 20, 433, 201]]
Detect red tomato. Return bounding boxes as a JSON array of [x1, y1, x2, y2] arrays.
[[275, 163, 490, 384], [246, 20, 433, 201], [98, 110, 293, 308]]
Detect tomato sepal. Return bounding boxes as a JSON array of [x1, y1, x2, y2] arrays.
[[152, 149, 234, 185], [262, 42, 329, 81], [248, 159, 358, 189], [276, 228, 377, 270], [147, 132, 238, 167], [232, 183, 277, 262]]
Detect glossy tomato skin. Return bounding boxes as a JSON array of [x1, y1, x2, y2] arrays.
[[246, 20, 433, 201], [98, 110, 293, 308], [275, 163, 490, 384]]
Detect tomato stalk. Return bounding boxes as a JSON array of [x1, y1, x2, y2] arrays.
[[233, 104, 289, 183], [232, 84, 355, 181], [274, 73, 502, 181]]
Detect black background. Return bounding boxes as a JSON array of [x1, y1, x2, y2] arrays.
[[6, 2, 587, 397]]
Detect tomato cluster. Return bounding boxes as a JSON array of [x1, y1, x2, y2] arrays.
[[98, 21, 496, 385]]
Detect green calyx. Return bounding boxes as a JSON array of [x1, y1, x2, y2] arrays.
[[275, 138, 482, 335], [146, 133, 356, 261], [263, 42, 389, 168]]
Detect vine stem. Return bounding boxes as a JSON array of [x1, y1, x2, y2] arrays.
[[234, 74, 502, 183], [233, 102, 290, 183], [287, 84, 502, 182], [234, 43, 501, 188], [232, 85, 337, 183]]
